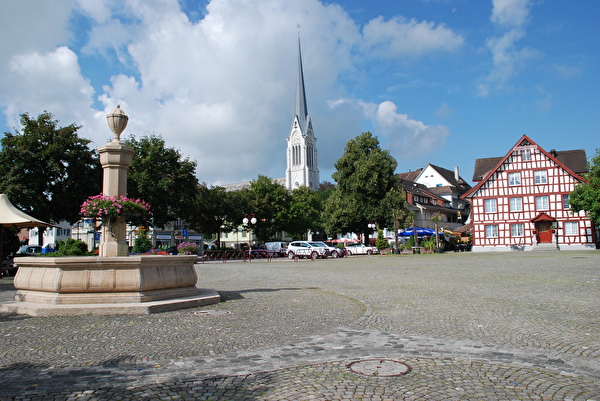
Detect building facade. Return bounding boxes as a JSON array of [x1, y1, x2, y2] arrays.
[[285, 35, 319, 191], [461, 135, 596, 251], [397, 164, 471, 231]]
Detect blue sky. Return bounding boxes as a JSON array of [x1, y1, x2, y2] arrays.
[[0, 0, 598, 187]]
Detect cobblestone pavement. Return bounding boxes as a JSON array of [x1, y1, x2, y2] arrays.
[[0, 251, 598, 400]]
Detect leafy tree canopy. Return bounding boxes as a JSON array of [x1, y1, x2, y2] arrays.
[[124, 135, 199, 228], [239, 175, 290, 242], [570, 149, 600, 224], [286, 186, 321, 240], [325, 132, 403, 237], [188, 184, 237, 240], [0, 111, 101, 224]]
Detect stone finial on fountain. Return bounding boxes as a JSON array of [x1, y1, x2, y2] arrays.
[[107, 105, 129, 141]]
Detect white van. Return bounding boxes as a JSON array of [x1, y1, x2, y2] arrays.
[[264, 242, 288, 256]]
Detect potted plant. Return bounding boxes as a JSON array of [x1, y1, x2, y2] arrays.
[[80, 194, 151, 224], [177, 242, 199, 255]]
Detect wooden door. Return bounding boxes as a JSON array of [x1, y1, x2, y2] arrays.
[[536, 221, 553, 243]]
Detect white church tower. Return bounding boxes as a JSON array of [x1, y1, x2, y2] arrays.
[[286, 34, 319, 191]]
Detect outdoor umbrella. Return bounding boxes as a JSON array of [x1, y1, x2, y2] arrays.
[[330, 238, 357, 243], [0, 194, 53, 265], [398, 227, 438, 237]]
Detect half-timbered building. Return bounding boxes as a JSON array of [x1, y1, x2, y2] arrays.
[[461, 135, 596, 251]]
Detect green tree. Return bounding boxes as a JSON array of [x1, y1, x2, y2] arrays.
[[188, 184, 237, 247], [286, 186, 321, 240], [239, 175, 290, 242], [375, 229, 389, 250], [0, 112, 101, 225], [570, 149, 600, 224], [325, 132, 400, 240], [124, 135, 199, 228]]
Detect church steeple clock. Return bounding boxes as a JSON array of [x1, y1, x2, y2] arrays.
[[286, 34, 319, 191]]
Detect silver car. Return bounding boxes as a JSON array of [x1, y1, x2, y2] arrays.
[[345, 243, 379, 255], [311, 241, 345, 258], [287, 241, 329, 259]]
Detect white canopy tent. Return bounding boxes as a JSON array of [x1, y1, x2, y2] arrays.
[[0, 194, 53, 264]]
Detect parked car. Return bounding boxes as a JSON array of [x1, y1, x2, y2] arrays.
[[345, 243, 379, 255], [243, 246, 270, 259], [4, 245, 44, 277], [313, 241, 345, 258], [264, 241, 288, 257], [15, 245, 43, 256], [287, 241, 330, 259]]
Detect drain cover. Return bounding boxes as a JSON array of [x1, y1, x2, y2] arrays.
[[194, 310, 231, 317], [348, 359, 411, 377]]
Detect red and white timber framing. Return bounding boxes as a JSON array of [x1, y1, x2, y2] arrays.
[[461, 135, 596, 252]]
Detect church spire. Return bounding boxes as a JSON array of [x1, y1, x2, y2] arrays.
[[286, 30, 319, 191], [295, 33, 309, 132]]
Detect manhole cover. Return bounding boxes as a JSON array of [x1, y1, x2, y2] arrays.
[[348, 359, 411, 377], [194, 310, 231, 317]]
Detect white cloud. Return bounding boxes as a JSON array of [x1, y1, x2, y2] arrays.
[[553, 63, 582, 78], [477, 0, 538, 97], [371, 101, 449, 159], [330, 99, 449, 161], [0, 1, 75, 57], [535, 84, 552, 111], [0, 0, 462, 185], [491, 0, 532, 28], [2, 47, 95, 130], [435, 102, 455, 119], [361, 16, 464, 59]]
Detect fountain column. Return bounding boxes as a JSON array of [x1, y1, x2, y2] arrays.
[[98, 105, 134, 257]]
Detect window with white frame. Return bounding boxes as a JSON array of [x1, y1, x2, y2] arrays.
[[563, 194, 570, 209], [535, 196, 549, 210], [509, 197, 523, 212], [511, 223, 525, 237], [508, 172, 521, 186], [534, 170, 548, 184], [484, 198, 497, 213], [564, 221, 578, 235], [485, 225, 499, 238], [521, 149, 531, 161]]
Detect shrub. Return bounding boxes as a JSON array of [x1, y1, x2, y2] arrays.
[[401, 237, 414, 250], [55, 239, 89, 256], [375, 229, 389, 250], [133, 232, 153, 253]]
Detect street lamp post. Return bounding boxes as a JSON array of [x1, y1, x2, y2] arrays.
[[242, 213, 257, 253], [368, 222, 376, 246]]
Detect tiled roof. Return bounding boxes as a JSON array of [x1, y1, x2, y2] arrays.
[[472, 157, 503, 181], [426, 185, 460, 196], [472, 148, 588, 182], [554, 150, 588, 174], [428, 164, 470, 189], [396, 170, 421, 182]]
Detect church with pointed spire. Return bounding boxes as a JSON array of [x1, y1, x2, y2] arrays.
[[285, 35, 320, 191]]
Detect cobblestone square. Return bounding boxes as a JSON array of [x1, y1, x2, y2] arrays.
[[0, 251, 598, 400]]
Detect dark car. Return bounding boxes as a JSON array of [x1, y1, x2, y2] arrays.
[[15, 245, 43, 256], [243, 247, 270, 259], [2, 245, 43, 277]]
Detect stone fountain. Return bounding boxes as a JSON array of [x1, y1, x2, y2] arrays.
[[0, 106, 219, 316]]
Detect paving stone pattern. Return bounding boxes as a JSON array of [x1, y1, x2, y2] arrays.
[[0, 251, 599, 400]]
